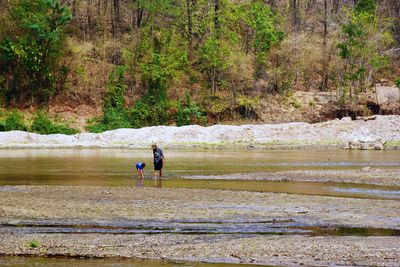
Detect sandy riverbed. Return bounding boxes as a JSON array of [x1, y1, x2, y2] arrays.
[[0, 185, 399, 266], [184, 168, 400, 186]]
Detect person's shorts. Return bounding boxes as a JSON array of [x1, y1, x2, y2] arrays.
[[154, 161, 163, 171]]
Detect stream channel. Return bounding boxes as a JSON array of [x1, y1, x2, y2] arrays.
[[0, 148, 399, 266]]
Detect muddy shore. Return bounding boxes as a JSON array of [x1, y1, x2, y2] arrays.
[[0, 115, 399, 149], [0, 185, 399, 266]]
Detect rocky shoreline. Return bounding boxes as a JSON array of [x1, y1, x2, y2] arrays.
[[0, 115, 399, 150]]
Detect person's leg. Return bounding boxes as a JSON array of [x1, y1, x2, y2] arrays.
[[159, 161, 163, 178], [154, 170, 158, 179]]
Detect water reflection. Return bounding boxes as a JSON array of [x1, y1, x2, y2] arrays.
[[135, 178, 162, 188], [154, 179, 162, 188], [135, 178, 144, 188], [0, 149, 399, 199]]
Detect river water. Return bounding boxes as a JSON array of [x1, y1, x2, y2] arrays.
[[0, 149, 399, 199], [1, 148, 399, 266]]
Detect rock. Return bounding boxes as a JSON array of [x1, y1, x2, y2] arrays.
[[0, 115, 399, 150], [341, 117, 352, 122]]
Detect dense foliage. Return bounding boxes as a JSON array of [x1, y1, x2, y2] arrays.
[[31, 111, 77, 135], [0, 110, 77, 134], [337, 0, 392, 108], [0, 0, 72, 104], [0, 0, 399, 131], [88, 67, 205, 132]]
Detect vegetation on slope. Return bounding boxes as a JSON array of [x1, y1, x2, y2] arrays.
[[0, 0, 399, 132]]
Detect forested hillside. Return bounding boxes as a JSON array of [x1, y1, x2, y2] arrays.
[[0, 0, 399, 133]]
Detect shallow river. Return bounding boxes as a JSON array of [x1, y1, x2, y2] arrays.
[[0, 149, 399, 199], [1, 149, 400, 266]]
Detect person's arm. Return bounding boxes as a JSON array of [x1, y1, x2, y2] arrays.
[[161, 150, 165, 164]]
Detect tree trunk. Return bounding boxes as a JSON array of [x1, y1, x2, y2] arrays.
[[321, 0, 329, 91], [388, 0, 400, 43], [186, 0, 194, 61], [331, 0, 339, 13], [291, 0, 299, 32], [72, 0, 77, 17], [267, 0, 276, 9], [136, 2, 144, 29], [86, 0, 92, 40], [213, 0, 220, 38], [112, 0, 121, 39]]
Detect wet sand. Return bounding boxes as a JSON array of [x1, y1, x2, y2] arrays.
[[0, 185, 399, 266], [184, 168, 400, 186]]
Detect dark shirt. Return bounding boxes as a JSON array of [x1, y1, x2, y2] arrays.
[[153, 148, 163, 163]]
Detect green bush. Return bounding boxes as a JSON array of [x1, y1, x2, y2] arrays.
[[0, 0, 72, 104], [31, 112, 77, 135], [87, 66, 132, 132], [87, 107, 131, 133], [0, 120, 5, 131], [235, 95, 260, 119], [175, 92, 205, 126], [129, 100, 150, 128], [396, 79, 400, 89], [4, 110, 28, 131], [27, 240, 40, 248]]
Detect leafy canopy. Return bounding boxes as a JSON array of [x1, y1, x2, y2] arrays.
[[0, 0, 72, 103]]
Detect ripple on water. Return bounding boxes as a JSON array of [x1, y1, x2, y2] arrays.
[[0, 186, 30, 193], [327, 187, 400, 199]]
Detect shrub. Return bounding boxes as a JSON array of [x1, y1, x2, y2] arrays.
[[129, 100, 150, 128], [0, 120, 5, 131], [27, 240, 40, 248], [235, 95, 260, 119], [31, 111, 77, 135], [175, 93, 205, 126], [87, 66, 131, 132], [4, 110, 28, 131], [396, 79, 400, 89], [87, 107, 131, 133], [0, 0, 72, 104]]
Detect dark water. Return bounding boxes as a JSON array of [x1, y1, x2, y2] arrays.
[[1, 220, 399, 236], [0, 149, 399, 199]]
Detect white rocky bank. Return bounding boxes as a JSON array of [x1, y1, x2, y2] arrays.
[[0, 115, 400, 149]]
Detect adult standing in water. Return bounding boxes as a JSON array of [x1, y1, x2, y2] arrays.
[[152, 143, 164, 179]]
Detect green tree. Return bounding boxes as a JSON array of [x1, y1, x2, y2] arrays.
[[0, 0, 72, 104], [87, 66, 131, 133], [337, 0, 392, 105], [244, 1, 284, 79]]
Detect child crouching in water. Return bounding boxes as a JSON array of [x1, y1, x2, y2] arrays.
[[135, 162, 146, 179]]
